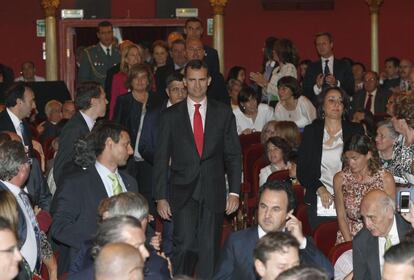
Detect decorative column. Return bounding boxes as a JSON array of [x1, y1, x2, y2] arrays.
[[366, 0, 383, 72], [209, 0, 227, 74], [40, 0, 60, 80]]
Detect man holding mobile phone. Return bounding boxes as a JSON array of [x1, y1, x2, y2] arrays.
[[214, 180, 333, 280]]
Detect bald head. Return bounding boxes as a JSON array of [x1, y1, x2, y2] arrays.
[[360, 190, 395, 237], [186, 38, 205, 61], [399, 59, 413, 80], [95, 243, 144, 280]]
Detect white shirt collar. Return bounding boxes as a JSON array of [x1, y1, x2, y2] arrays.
[[321, 55, 334, 62], [99, 42, 112, 55], [6, 107, 21, 127], [0, 180, 22, 196], [258, 225, 267, 239], [79, 111, 95, 131], [187, 96, 207, 107], [167, 100, 173, 108]]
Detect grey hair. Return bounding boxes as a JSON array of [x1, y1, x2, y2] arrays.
[[44, 99, 62, 118], [0, 140, 27, 181], [106, 192, 149, 222], [91, 215, 142, 258], [379, 193, 396, 213], [377, 119, 399, 140]]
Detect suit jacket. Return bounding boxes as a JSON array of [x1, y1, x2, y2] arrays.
[[113, 91, 162, 150], [297, 119, 364, 205], [204, 44, 220, 75], [303, 58, 354, 104], [155, 64, 175, 101], [153, 98, 241, 212], [353, 214, 412, 280], [0, 109, 33, 154], [50, 166, 138, 275], [351, 87, 391, 114], [77, 44, 121, 86], [214, 226, 334, 280], [26, 158, 52, 211], [39, 120, 61, 144], [207, 71, 230, 105], [53, 111, 90, 185]]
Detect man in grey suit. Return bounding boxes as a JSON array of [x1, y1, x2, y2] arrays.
[[351, 71, 391, 115], [77, 21, 121, 86], [353, 190, 412, 280]]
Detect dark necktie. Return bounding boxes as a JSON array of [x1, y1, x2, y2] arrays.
[[365, 93, 373, 112], [193, 104, 204, 157], [106, 47, 111, 57], [324, 59, 330, 75]]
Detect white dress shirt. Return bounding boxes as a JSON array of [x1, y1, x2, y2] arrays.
[[95, 161, 127, 197], [313, 56, 342, 95], [264, 63, 297, 99], [79, 111, 95, 131], [379, 216, 399, 274], [6, 108, 24, 141], [15, 75, 45, 82], [99, 42, 112, 56], [187, 96, 207, 130], [233, 103, 274, 135], [274, 96, 317, 129], [1, 180, 39, 271]]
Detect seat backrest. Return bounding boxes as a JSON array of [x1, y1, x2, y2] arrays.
[[239, 131, 261, 153], [251, 157, 268, 198], [267, 169, 290, 182], [292, 184, 304, 207], [243, 144, 264, 184], [296, 204, 312, 236], [328, 241, 352, 265], [312, 220, 339, 257]]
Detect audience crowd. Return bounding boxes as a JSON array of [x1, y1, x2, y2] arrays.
[[1, 17, 414, 280]]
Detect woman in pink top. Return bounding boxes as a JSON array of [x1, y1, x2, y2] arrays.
[[109, 44, 143, 119]]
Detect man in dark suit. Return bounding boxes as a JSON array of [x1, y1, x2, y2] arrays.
[[77, 21, 121, 86], [303, 32, 354, 104], [154, 59, 241, 279], [214, 180, 334, 280], [50, 122, 138, 275], [351, 71, 391, 115], [38, 99, 63, 144], [184, 17, 220, 75], [0, 82, 36, 154], [53, 81, 108, 185], [353, 190, 412, 280]]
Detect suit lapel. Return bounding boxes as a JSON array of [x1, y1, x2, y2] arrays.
[[203, 99, 217, 159], [90, 167, 109, 199], [368, 235, 381, 279], [180, 101, 199, 157]]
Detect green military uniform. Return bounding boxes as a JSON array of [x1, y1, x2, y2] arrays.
[[77, 43, 121, 86]]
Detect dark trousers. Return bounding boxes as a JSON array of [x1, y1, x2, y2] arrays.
[[172, 199, 223, 279]]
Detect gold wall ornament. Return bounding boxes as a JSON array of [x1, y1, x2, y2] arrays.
[[366, 0, 384, 14], [41, 0, 60, 17], [209, 0, 228, 15]]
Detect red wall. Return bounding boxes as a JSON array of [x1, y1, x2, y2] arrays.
[[0, 0, 411, 81]]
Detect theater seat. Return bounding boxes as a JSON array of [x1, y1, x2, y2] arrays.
[[329, 241, 352, 265], [296, 204, 312, 236], [239, 132, 261, 154], [312, 220, 339, 257]]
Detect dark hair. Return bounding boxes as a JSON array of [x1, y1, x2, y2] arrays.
[[265, 136, 291, 164], [253, 231, 299, 263], [0, 64, 15, 85], [288, 149, 298, 165], [274, 39, 299, 66], [166, 72, 184, 88], [0, 217, 14, 234], [184, 59, 209, 77], [4, 82, 30, 108], [125, 63, 153, 92], [238, 87, 260, 113], [259, 180, 296, 212], [91, 215, 142, 258], [171, 39, 186, 50], [152, 40, 169, 54], [277, 76, 301, 99], [276, 265, 329, 280], [74, 121, 127, 168], [75, 81, 102, 111], [317, 87, 350, 120], [384, 241, 414, 267], [227, 66, 246, 82], [314, 32, 333, 43], [299, 59, 311, 67], [184, 17, 202, 28], [393, 94, 414, 129], [353, 62, 366, 72], [264, 36, 278, 61], [343, 134, 381, 175], [97, 21, 113, 31], [384, 57, 400, 68], [0, 140, 27, 181]]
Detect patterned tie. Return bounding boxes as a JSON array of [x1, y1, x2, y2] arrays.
[[106, 47, 111, 57], [19, 191, 41, 271], [193, 104, 204, 157], [324, 59, 330, 75], [108, 173, 122, 195], [384, 235, 392, 252], [19, 122, 28, 146], [365, 93, 373, 112]]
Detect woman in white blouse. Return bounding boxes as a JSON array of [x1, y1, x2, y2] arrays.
[[274, 76, 316, 129], [233, 87, 274, 135], [259, 136, 291, 187], [250, 38, 299, 102]]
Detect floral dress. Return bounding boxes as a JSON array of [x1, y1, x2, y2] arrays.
[[336, 168, 385, 244], [388, 135, 414, 182]]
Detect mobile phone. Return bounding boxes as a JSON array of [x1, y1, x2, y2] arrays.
[[400, 191, 411, 213]]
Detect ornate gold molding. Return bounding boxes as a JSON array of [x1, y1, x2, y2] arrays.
[[40, 0, 60, 17], [366, 0, 384, 14], [209, 0, 228, 15]]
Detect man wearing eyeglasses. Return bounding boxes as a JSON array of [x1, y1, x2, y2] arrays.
[[0, 140, 41, 278], [0, 217, 23, 280]]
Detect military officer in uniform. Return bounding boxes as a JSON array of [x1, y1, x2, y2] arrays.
[[78, 21, 121, 86]]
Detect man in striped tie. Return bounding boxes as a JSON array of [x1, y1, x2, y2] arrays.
[[50, 122, 138, 276]]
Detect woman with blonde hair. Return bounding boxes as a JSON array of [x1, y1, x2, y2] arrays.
[[109, 43, 143, 119]]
